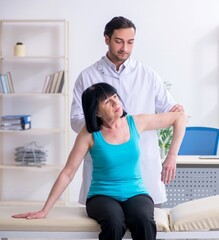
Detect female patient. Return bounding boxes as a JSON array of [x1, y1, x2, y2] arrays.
[[13, 83, 187, 240]]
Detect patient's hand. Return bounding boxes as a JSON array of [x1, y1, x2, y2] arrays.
[[12, 210, 47, 219]]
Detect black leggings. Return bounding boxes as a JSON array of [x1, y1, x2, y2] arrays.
[[86, 194, 156, 240]]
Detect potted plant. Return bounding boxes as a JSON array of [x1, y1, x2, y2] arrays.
[[157, 127, 173, 159]]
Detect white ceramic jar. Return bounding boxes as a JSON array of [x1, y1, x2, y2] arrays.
[[14, 42, 26, 56]]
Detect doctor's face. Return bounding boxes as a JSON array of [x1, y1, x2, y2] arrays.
[[105, 28, 135, 66]]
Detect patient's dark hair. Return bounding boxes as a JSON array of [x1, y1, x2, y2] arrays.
[[104, 16, 136, 38], [82, 83, 127, 133]]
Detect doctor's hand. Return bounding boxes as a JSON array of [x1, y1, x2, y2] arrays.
[[161, 154, 177, 184], [169, 104, 184, 113]]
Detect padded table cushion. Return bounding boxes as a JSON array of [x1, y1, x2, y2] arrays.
[[154, 207, 170, 231], [169, 195, 219, 231], [0, 204, 170, 232], [0, 205, 99, 232]]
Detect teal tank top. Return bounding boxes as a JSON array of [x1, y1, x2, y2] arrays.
[[88, 115, 148, 201]]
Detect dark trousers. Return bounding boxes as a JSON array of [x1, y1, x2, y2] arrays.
[[86, 194, 157, 240]]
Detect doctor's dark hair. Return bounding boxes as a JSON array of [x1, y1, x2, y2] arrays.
[[82, 83, 127, 133], [104, 16, 136, 38]]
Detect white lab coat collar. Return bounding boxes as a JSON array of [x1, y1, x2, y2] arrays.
[[96, 55, 137, 78]]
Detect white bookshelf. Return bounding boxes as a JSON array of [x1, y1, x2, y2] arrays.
[[0, 19, 70, 205]]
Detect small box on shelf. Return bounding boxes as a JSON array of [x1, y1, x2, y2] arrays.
[[0, 114, 31, 131]]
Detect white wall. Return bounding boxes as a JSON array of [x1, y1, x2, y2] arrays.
[[1, 0, 219, 202]]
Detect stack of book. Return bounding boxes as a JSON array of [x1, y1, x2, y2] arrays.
[[0, 72, 15, 94], [42, 70, 64, 93], [0, 114, 31, 130]]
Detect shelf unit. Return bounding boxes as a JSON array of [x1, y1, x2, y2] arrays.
[[0, 19, 70, 205]]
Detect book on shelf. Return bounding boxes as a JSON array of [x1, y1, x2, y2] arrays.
[[0, 114, 31, 131], [50, 71, 59, 93], [0, 77, 3, 93], [0, 74, 10, 93], [0, 122, 31, 130], [55, 70, 64, 93], [0, 114, 31, 123], [0, 72, 15, 94], [42, 70, 64, 94], [42, 75, 51, 93], [6, 72, 15, 93]]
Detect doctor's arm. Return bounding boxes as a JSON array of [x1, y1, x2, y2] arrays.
[[70, 74, 85, 133], [134, 112, 187, 184], [160, 113, 187, 184]]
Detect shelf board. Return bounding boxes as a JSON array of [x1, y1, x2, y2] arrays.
[[0, 92, 66, 96], [0, 163, 63, 170], [0, 56, 66, 60], [0, 128, 66, 134], [0, 19, 67, 23]]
